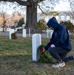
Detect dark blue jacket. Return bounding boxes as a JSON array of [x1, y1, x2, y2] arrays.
[[45, 17, 72, 51]]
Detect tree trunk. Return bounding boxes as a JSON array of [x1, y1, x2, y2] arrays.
[[26, 3, 38, 32], [3, 21, 6, 32]]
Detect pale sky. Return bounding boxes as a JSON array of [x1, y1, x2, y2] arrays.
[[0, 1, 70, 14], [54, 1, 70, 11], [38, 1, 70, 13]]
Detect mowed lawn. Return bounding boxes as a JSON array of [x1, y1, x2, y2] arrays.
[[0, 36, 74, 75]]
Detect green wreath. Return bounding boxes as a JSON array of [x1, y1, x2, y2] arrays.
[[38, 45, 53, 63], [11, 33, 17, 39]]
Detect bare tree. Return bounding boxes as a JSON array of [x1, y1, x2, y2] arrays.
[[70, 0, 74, 20], [69, 11, 74, 20], [0, 1, 25, 31], [1, 13, 7, 32], [0, 0, 59, 32], [68, 0, 74, 23]]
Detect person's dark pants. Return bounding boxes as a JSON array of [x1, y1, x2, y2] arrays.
[[48, 47, 69, 62]]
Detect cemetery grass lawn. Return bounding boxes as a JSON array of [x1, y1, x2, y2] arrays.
[[0, 36, 74, 75]]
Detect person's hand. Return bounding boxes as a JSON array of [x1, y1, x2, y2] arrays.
[[50, 44, 55, 48]]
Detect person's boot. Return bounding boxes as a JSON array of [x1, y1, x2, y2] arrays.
[[64, 56, 74, 62]]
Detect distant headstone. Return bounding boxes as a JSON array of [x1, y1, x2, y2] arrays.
[[32, 34, 41, 62], [46, 29, 53, 38], [22, 29, 26, 37], [9, 28, 15, 39], [29, 28, 30, 37]]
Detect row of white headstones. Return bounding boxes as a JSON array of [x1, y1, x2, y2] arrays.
[[9, 28, 53, 62], [9, 28, 27, 39], [9, 28, 53, 39]]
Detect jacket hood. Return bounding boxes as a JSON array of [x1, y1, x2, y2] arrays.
[[47, 17, 60, 29]]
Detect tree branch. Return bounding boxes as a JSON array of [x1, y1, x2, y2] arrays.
[[32, 0, 44, 3], [38, 4, 47, 15], [0, 0, 30, 6], [0, 0, 45, 6]]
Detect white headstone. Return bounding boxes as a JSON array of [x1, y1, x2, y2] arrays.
[[9, 28, 15, 39], [46, 29, 49, 38], [29, 28, 30, 37], [22, 29, 26, 37], [49, 30, 53, 39], [32, 34, 41, 62], [46, 29, 53, 39]]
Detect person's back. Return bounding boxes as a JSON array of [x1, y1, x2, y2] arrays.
[[55, 24, 72, 51]]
